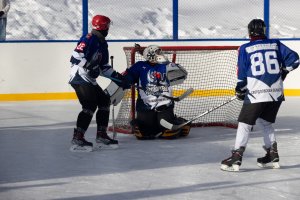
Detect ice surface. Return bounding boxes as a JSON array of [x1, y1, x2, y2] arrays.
[[0, 97, 300, 200]]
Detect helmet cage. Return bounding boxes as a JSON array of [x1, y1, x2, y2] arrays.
[[143, 45, 166, 64]]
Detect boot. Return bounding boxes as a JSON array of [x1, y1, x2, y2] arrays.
[[95, 130, 119, 149], [257, 142, 280, 169], [70, 128, 93, 152], [220, 147, 245, 172]]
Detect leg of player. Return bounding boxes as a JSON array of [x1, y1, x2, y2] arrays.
[[220, 122, 251, 171], [133, 111, 160, 140], [70, 84, 96, 152], [256, 118, 280, 169], [94, 87, 119, 149]]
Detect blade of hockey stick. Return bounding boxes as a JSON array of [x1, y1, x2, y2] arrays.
[[161, 88, 194, 101], [160, 96, 237, 130], [137, 86, 194, 102]]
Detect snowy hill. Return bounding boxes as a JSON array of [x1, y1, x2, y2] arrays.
[[6, 0, 300, 40]]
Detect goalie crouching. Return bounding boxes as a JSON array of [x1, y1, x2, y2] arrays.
[[122, 44, 192, 140]]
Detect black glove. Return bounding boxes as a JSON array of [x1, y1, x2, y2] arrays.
[[111, 71, 127, 88], [87, 67, 100, 78], [235, 88, 246, 101], [281, 69, 289, 81], [0, 11, 4, 17]]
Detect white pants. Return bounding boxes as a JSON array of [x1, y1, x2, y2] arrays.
[[234, 118, 276, 149]]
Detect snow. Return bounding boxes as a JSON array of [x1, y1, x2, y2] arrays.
[[0, 98, 300, 200], [6, 0, 300, 40]]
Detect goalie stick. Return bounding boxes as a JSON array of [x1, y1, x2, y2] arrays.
[[160, 96, 237, 130], [137, 86, 194, 102]]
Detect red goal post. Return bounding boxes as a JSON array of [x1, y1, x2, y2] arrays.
[[110, 45, 242, 134]]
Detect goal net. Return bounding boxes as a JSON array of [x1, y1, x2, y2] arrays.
[[111, 46, 243, 134]]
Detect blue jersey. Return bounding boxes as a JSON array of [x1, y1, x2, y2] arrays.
[[124, 61, 173, 111], [69, 32, 115, 85], [237, 38, 299, 104]]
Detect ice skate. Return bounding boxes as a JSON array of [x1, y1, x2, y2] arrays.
[[220, 147, 245, 172], [70, 128, 93, 152], [95, 131, 119, 149], [257, 142, 280, 169]]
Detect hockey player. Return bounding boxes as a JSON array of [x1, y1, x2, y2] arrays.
[[123, 45, 191, 140], [69, 15, 124, 152], [220, 19, 299, 171]]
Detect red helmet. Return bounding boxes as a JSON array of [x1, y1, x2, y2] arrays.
[[92, 15, 111, 30]]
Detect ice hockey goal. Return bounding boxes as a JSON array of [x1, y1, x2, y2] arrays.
[[111, 46, 243, 134]]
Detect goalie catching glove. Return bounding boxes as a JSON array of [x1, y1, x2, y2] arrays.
[[166, 63, 188, 86]]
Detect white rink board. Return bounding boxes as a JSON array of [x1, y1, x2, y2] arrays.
[[0, 41, 299, 94]]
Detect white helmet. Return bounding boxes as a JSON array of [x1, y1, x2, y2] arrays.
[[143, 45, 168, 64]]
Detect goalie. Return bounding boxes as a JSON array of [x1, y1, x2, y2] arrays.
[[123, 44, 192, 140]]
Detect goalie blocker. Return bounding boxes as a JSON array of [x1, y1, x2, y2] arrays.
[[104, 81, 125, 106]]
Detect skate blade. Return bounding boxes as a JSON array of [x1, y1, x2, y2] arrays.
[[70, 145, 93, 152], [94, 143, 119, 150], [272, 162, 280, 169], [220, 164, 240, 172], [257, 162, 280, 169]]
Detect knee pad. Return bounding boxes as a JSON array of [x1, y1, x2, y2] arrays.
[[82, 108, 95, 117], [98, 106, 110, 112]]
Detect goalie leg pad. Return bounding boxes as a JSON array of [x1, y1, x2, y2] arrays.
[[159, 129, 181, 139], [180, 124, 191, 137], [131, 120, 156, 140], [133, 125, 155, 140]]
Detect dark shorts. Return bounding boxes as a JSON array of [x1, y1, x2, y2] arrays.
[[72, 84, 110, 109], [238, 101, 282, 125]]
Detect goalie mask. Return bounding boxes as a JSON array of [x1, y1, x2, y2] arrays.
[[143, 45, 168, 64]]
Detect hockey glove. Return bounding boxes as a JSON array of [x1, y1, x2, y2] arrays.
[[110, 71, 129, 89], [235, 88, 246, 101], [0, 11, 4, 17], [281, 69, 289, 81]]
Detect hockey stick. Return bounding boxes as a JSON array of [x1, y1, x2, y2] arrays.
[[110, 56, 117, 140], [160, 96, 237, 130], [112, 100, 117, 139], [137, 86, 194, 102]]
